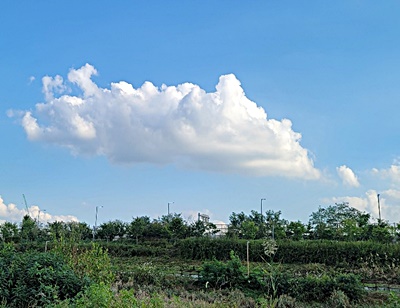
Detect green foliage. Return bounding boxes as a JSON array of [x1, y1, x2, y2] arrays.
[[97, 220, 127, 241], [46, 221, 92, 242], [127, 216, 151, 243], [309, 202, 372, 241], [227, 210, 289, 240], [0, 222, 19, 243], [47, 221, 67, 240], [199, 251, 247, 289], [0, 244, 88, 307], [177, 237, 400, 269], [241, 220, 259, 239], [165, 214, 189, 239], [282, 273, 364, 303], [274, 240, 400, 267], [74, 282, 114, 308], [177, 237, 248, 261], [129, 262, 164, 286], [286, 221, 306, 240], [328, 290, 351, 308], [388, 291, 400, 307], [55, 241, 115, 285], [20, 215, 40, 241], [106, 241, 171, 258]]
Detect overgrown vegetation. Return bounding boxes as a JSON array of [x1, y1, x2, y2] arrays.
[[1, 202, 400, 306]]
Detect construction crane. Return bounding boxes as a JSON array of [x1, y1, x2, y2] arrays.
[[22, 194, 30, 217]]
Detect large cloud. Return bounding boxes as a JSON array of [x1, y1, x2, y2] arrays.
[[14, 64, 320, 179], [0, 196, 78, 224]]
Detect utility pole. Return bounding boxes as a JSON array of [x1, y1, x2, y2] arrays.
[[168, 202, 174, 216], [377, 194, 381, 222], [37, 209, 46, 226], [93, 205, 103, 240], [260, 198, 266, 224]]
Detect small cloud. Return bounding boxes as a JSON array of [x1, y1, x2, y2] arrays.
[[371, 163, 400, 185], [28, 76, 35, 84], [0, 195, 78, 223], [336, 165, 360, 187]]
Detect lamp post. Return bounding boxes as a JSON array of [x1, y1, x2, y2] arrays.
[[37, 209, 46, 226], [93, 205, 103, 240], [377, 194, 381, 223], [260, 198, 266, 223], [168, 202, 174, 216]]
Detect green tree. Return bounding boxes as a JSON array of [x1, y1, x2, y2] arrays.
[[227, 210, 287, 239], [20, 215, 40, 241], [96, 220, 127, 241], [163, 214, 188, 239], [286, 221, 306, 240], [144, 220, 170, 239], [66, 221, 93, 241], [363, 221, 393, 243], [47, 221, 68, 240], [128, 216, 151, 243], [241, 220, 259, 239], [264, 210, 287, 240], [309, 202, 370, 240], [226, 212, 247, 238], [0, 222, 19, 242], [188, 220, 219, 237]]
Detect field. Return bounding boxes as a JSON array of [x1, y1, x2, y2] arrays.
[[2, 237, 400, 307]]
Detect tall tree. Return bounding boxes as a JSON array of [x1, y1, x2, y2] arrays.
[[20, 215, 40, 241], [128, 216, 151, 243], [309, 202, 370, 240]]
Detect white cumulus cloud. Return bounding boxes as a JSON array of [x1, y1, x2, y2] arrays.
[[12, 64, 320, 179], [0, 195, 78, 224], [336, 165, 360, 187]]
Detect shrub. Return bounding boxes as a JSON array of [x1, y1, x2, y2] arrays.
[[54, 241, 114, 285], [74, 282, 114, 308], [328, 290, 351, 308], [199, 251, 247, 289], [280, 273, 364, 303], [0, 244, 89, 307]]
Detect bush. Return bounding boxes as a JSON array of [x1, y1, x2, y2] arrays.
[[74, 282, 114, 308], [280, 273, 364, 303], [199, 251, 248, 290], [0, 244, 89, 307], [53, 241, 114, 285]]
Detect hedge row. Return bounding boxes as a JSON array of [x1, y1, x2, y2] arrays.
[[9, 238, 400, 267], [176, 238, 400, 266]]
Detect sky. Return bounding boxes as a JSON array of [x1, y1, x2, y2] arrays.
[[1, 1, 400, 226]]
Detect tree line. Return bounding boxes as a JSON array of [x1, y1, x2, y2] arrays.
[[0, 202, 397, 243]]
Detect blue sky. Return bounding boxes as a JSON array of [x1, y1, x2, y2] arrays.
[[1, 1, 400, 226]]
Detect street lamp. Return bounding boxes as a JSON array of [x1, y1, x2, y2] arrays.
[[260, 198, 266, 223], [37, 209, 46, 226], [93, 205, 103, 240], [168, 202, 174, 216], [377, 194, 381, 222]]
